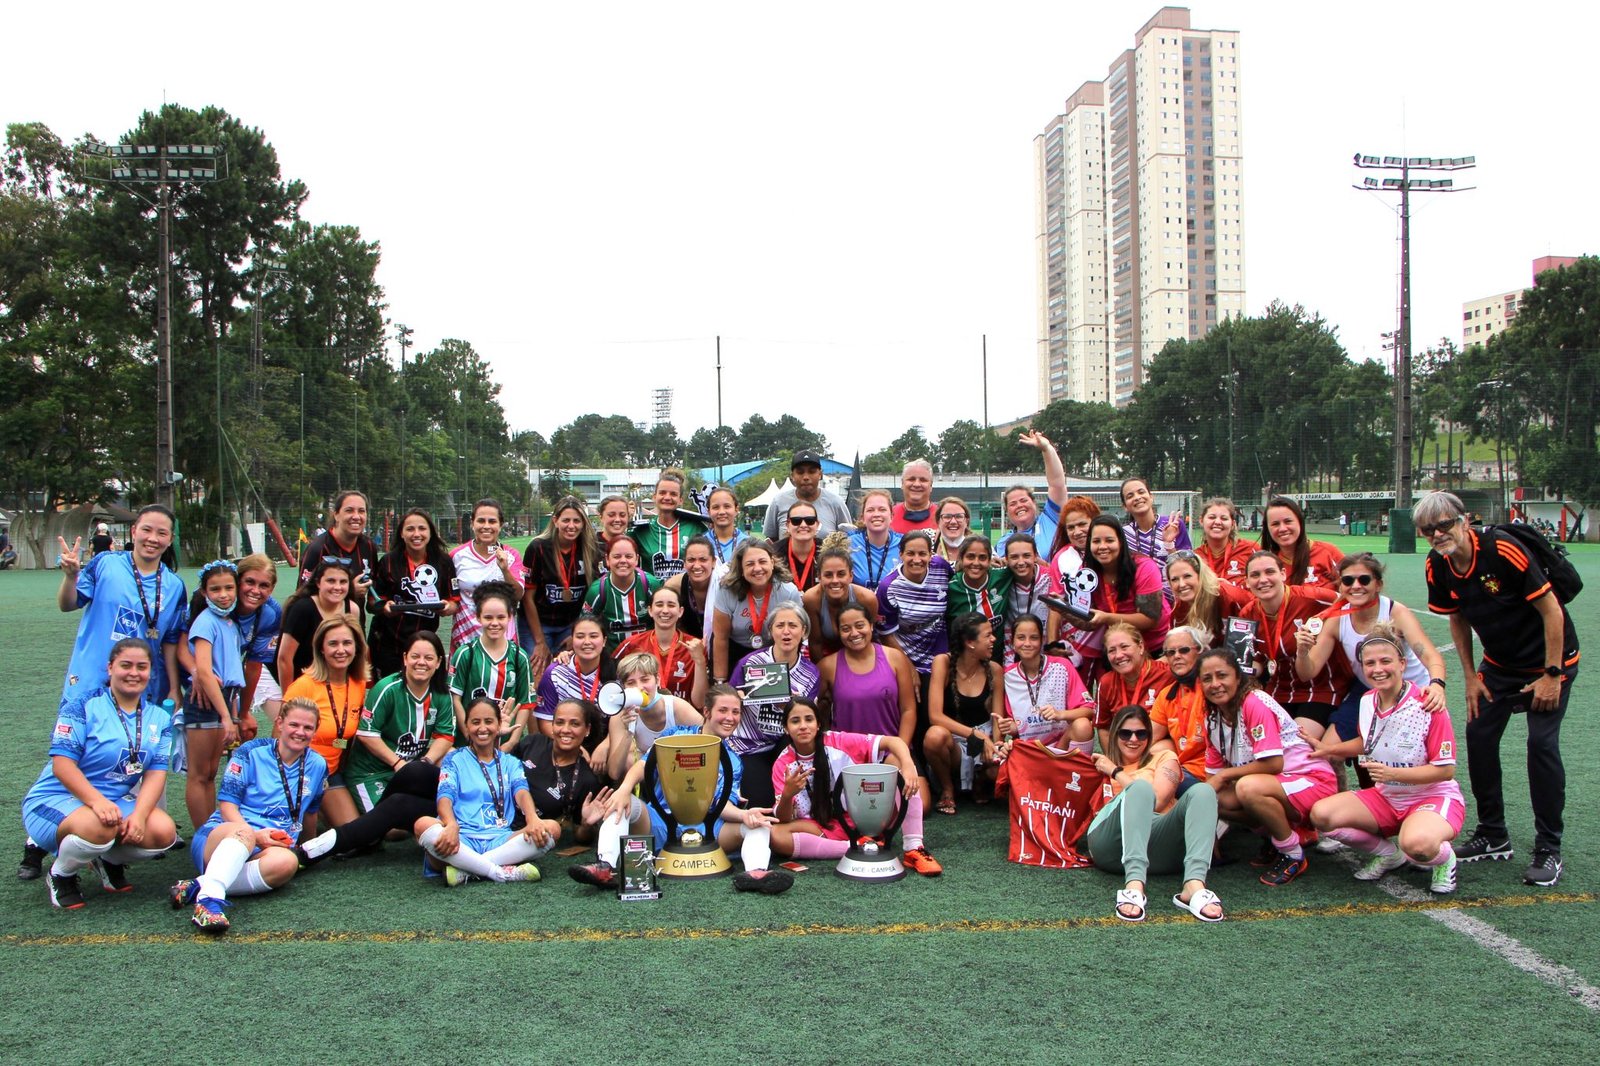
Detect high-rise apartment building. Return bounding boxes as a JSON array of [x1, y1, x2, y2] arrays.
[[1035, 7, 1245, 408], [1461, 256, 1579, 347]]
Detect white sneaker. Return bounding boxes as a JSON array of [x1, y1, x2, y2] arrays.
[[1315, 836, 1346, 854], [1430, 851, 1458, 894], [1353, 848, 1407, 881]]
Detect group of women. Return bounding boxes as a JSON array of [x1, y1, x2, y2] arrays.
[[24, 473, 1464, 930]]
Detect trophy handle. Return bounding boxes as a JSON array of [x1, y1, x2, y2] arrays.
[[640, 747, 680, 843], [702, 745, 736, 837], [830, 769, 911, 845]]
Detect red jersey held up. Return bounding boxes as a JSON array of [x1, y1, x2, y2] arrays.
[[994, 744, 1109, 869]]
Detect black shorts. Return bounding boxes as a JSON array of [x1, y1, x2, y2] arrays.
[[1283, 701, 1336, 729]]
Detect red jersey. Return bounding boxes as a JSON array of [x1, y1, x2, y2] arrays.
[[994, 744, 1108, 869], [890, 503, 937, 535], [1239, 587, 1347, 705], [1094, 659, 1174, 730], [1195, 539, 1255, 586], [1266, 540, 1345, 590], [1172, 581, 1252, 637], [614, 629, 700, 703]]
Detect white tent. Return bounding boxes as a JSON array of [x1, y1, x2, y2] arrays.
[[743, 478, 791, 509]]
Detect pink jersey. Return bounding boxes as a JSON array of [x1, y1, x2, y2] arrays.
[[450, 543, 528, 649], [1359, 682, 1462, 805], [1205, 690, 1326, 780], [770, 730, 882, 822], [1001, 657, 1095, 742]]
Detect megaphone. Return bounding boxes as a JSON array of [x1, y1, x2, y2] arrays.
[[598, 683, 649, 718]]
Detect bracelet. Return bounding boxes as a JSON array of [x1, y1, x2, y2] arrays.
[[392, 757, 403, 769], [1429, 678, 1446, 689]]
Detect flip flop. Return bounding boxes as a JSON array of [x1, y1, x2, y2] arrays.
[[935, 797, 957, 816], [1115, 887, 1147, 922], [1172, 887, 1225, 923]]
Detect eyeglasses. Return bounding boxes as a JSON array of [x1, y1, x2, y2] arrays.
[[939, 513, 967, 522], [1116, 728, 1151, 741], [1340, 574, 1374, 587], [1165, 644, 1198, 656], [788, 516, 818, 526], [1416, 517, 1461, 537]]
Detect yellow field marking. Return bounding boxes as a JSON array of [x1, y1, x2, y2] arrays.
[[3, 892, 1591, 949]]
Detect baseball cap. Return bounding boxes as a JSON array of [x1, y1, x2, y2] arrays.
[[791, 450, 824, 469]]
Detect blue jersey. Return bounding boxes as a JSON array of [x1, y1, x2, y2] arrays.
[[235, 597, 282, 665], [653, 724, 743, 808], [188, 609, 246, 689], [847, 530, 904, 590], [62, 552, 187, 708], [997, 497, 1062, 557], [206, 737, 328, 837], [24, 692, 175, 809], [438, 747, 529, 832]]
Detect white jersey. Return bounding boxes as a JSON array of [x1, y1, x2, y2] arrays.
[[1339, 597, 1430, 690], [1358, 682, 1461, 804]]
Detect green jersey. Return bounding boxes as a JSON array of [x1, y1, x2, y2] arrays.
[[344, 673, 454, 791], [449, 639, 533, 710], [633, 516, 707, 580], [583, 573, 660, 653], [947, 567, 1013, 624]]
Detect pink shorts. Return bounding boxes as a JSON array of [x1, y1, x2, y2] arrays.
[[1278, 768, 1338, 825], [1354, 785, 1466, 837]]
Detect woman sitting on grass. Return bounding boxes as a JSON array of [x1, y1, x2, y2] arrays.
[[924, 612, 1005, 813]]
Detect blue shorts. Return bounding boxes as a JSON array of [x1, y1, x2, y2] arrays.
[[461, 828, 517, 855], [1175, 769, 1204, 797], [190, 823, 272, 872], [1329, 681, 1368, 743], [647, 806, 726, 850], [22, 794, 137, 854]]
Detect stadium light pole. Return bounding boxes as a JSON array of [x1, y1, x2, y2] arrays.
[[80, 139, 225, 510], [1353, 152, 1474, 551], [396, 323, 414, 513]]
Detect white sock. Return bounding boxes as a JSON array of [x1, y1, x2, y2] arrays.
[[420, 824, 504, 882], [299, 828, 338, 860], [51, 834, 112, 877], [225, 859, 273, 896], [482, 836, 549, 865], [738, 823, 772, 872], [596, 812, 627, 867], [198, 837, 250, 901], [102, 844, 169, 865]]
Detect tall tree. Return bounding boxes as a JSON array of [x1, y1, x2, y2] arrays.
[[863, 427, 935, 474]]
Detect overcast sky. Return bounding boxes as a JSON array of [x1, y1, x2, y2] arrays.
[[7, 2, 1597, 462]]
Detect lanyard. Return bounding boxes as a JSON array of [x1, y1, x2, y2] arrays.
[[555, 546, 578, 594], [788, 542, 815, 589], [1259, 594, 1296, 667], [1018, 660, 1045, 709], [865, 541, 889, 587], [116, 698, 146, 766], [653, 630, 681, 669], [129, 555, 162, 638], [274, 745, 307, 826], [713, 533, 738, 564], [324, 681, 353, 739], [476, 752, 507, 819], [578, 666, 601, 703], [747, 585, 774, 639]]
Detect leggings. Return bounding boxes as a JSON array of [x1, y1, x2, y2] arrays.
[[1085, 778, 1218, 885], [311, 760, 440, 862]]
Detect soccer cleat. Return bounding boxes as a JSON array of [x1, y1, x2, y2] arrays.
[[1454, 831, 1513, 863], [47, 871, 86, 910], [444, 865, 472, 888], [566, 861, 617, 889], [1248, 839, 1280, 868], [1259, 852, 1309, 886], [903, 847, 943, 877], [1314, 835, 1345, 855], [18, 842, 47, 881], [190, 897, 231, 934], [733, 868, 795, 895], [1430, 852, 1459, 894], [505, 863, 542, 883], [855, 836, 880, 856], [169, 879, 200, 909], [1352, 849, 1407, 882], [1523, 850, 1563, 887], [93, 859, 133, 893]]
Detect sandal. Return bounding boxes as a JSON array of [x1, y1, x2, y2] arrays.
[[1172, 887, 1225, 923], [934, 796, 957, 816], [1115, 887, 1147, 922]]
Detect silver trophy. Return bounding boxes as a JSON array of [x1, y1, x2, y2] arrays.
[[833, 764, 909, 882]]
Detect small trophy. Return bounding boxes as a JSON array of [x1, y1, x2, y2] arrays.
[[833, 764, 909, 882], [1043, 569, 1099, 625], [642, 733, 735, 878], [618, 835, 662, 901], [1224, 616, 1260, 676]]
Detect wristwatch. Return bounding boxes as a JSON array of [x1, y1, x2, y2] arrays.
[[1545, 665, 1562, 678]]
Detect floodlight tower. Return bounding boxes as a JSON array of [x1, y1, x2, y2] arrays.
[[1352, 152, 1474, 551], [81, 139, 226, 509], [653, 387, 673, 430]]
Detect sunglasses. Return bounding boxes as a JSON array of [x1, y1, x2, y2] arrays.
[[788, 516, 818, 526], [1416, 517, 1460, 537], [1116, 728, 1151, 741], [1340, 574, 1374, 587], [1166, 644, 1198, 656]]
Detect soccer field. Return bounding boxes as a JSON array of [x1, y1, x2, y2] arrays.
[[2, 551, 1597, 1065]]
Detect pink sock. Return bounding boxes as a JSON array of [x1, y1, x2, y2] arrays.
[[1069, 739, 1094, 757], [1328, 827, 1396, 855], [901, 793, 925, 851], [790, 833, 850, 860], [1417, 841, 1454, 868], [1271, 834, 1304, 860]]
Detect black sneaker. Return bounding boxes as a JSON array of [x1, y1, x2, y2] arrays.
[[1523, 850, 1563, 887], [1455, 831, 1513, 863], [18, 842, 46, 881], [733, 868, 795, 895], [93, 859, 133, 893], [47, 871, 86, 910], [567, 861, 616, 889]]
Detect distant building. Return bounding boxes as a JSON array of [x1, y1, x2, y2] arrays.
[[1461, 256, 1579, 347], [1035, 7, 1246, 409]]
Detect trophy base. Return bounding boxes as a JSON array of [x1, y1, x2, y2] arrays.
[[835, 849, 906, 882], [656, 841, 733, 879]]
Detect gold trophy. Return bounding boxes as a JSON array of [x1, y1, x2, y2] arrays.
[[642, 733, 735, 878]]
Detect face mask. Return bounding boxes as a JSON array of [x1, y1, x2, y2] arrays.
[[1170, 658, 1199, 684], [206, 596, 236, 619]]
